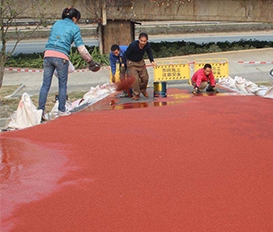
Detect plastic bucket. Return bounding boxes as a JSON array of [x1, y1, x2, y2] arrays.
[[154, 82, 167, 98]]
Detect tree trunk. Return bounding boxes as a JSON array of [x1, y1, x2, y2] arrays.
[[0, 34, 6, 89], [0, 55, 5, 88], [0, 0, 5, 89]]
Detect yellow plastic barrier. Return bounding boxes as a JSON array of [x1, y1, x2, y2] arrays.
[[193, 58, 229, 79], [154, 59, 190, 82]]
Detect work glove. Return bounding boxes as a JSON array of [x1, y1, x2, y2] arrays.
[[88, 60, 101, 72], [206, 86, 219, 93], [111, 75, 116, 83]]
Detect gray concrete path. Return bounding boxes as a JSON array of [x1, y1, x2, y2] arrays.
[[2, 48, 273, 97]]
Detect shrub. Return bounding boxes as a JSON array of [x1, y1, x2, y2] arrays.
[[5, 40, 273, 69]]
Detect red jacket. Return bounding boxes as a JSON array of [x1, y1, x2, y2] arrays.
[[191, 68, 216, 87]]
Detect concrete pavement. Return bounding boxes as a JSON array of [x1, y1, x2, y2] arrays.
[[2, 48, 273, 97]]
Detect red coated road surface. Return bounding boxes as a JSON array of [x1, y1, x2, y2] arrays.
[[1, 90, 273, 232]]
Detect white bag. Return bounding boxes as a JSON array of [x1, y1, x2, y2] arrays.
[[83, 83, 114, 104], [234, 76, 249, 93], [264, 86, 273, 99], [8, 93, 43, 129]]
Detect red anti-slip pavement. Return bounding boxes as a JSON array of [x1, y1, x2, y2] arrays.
[[1, 95, 273, 232]]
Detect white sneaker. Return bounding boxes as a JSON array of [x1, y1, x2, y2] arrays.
[[58, 110, 71, 117]]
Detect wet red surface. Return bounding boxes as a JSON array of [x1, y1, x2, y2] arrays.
[[1, 92, 273, 232]]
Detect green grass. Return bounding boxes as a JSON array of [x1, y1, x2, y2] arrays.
[[0, 87, 88, 118]]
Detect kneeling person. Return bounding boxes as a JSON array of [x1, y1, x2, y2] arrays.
[[191, 63, 218, 94]]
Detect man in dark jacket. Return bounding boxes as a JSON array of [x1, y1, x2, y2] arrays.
[[122, 33, 156, 100]]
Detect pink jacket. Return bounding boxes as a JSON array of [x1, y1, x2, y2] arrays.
[[191, 68, 216, 87]]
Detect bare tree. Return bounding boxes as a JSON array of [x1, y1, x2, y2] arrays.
[[0, 0, 48, 88]]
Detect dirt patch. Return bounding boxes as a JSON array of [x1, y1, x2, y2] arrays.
[[0, 86, 20, 118], [0, 86, 87, 119]]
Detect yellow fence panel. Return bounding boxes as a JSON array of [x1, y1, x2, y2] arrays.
[[193, 58, 229, 79], [154, 59, 190, 82]]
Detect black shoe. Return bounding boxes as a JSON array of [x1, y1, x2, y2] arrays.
[[206, 87, 219, 93], [41, 115, 47, 123], [206, 87, 214, 92], [120, 93, 129, 98]]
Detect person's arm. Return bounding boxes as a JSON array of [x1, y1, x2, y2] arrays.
[[146, 43, 154, 62], [77, 45, 101, 72], [73, 27, 92, 62], [146, 43, 156, 66], [72, 26, 100, 72], [195, 74, 203, 87], [209, 71, 216, 86], [122, 43, 134, 66], [77, 45, 92, 62]]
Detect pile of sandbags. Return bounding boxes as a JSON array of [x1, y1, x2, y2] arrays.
[[45, 83, 116, 120], [7, 93, 43, 129], [218, 76, 273, 99], [6, 83, 116, 130]]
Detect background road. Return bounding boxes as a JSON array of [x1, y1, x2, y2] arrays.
[[5, 31, 273, 54]]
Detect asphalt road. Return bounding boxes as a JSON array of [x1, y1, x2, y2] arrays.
[[4, 32, 273, 54]]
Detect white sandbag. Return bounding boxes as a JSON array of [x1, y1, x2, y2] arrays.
[[70, 99, 85, 108], [54, 60, 75, 77], [218, 78, 228, 85], [83, 83, 115, 103], [246, 86, 262, 94], [252, 87, 269, 97], [219, 76, 237, 89], [264, 86, 273, 99], [8, 93, 43, 129], [234, 76, 246, 84], [44, 83, 116, 120], [226, 76, 237, 89], [44, 100, 73, 120], [218, 76, 272, 99], [244, 81, 259, 94], [234, 76, 249, 93], [255, 89, 269, 97]]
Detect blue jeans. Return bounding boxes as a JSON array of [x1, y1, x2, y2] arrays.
[[39, 57, 69, 112]]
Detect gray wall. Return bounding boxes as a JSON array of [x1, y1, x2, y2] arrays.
[[13, 0, 273, 22]]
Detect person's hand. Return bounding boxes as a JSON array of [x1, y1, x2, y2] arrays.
[[111, 75, 116, 83], [206, 86, 219, 93], [88, 60, 101, 72], [120, 66, 126, 74], [151, 61, 157, 67]]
